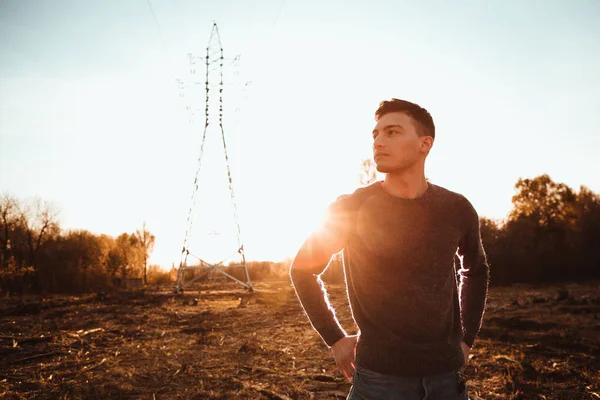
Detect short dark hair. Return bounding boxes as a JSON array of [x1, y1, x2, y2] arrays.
[[375, 99, 435, 140]]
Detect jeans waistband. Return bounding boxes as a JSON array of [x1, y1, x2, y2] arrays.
[[355, 365, 462, 382]]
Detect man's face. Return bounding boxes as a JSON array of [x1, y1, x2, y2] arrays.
[[372, 112, 430, 174]]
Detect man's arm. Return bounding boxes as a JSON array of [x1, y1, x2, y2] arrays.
[[457, 200, 490, 349], [289, 196, 351, 347]]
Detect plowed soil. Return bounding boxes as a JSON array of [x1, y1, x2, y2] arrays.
[[1, 281, 599, 399]]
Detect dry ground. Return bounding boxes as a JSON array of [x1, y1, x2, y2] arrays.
[[1, 280, 599, 399]]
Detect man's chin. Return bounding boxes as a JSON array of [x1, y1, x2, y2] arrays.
[[376, 164, 395, 173]]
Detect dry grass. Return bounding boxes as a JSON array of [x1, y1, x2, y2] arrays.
[[0, 281, 599, 399]]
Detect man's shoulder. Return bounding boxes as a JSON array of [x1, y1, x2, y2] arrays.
[[352, 181, 382, 198], [330, 182, 381, 210], [431, 183, 478, 215], [338, 182, 381, 202], [431, 183, 465, 200]]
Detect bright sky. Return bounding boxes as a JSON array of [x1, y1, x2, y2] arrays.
[[1, 0, 599, 268]]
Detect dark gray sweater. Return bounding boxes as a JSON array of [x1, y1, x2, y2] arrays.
[[290, 182, 489, 377]]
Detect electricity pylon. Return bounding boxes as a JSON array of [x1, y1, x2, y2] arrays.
[[176, 23, 252, 293]]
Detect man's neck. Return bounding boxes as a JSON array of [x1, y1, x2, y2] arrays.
[[382, 169, 429, 199]]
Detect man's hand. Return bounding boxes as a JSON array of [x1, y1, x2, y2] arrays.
[[331, 335, 358, 381], [461, 341, 470, 365]]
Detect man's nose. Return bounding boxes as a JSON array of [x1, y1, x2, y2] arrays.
[[373, 135, 385, 149]]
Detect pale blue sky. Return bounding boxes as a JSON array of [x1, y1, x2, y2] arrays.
[[1, 0, 599, 267]]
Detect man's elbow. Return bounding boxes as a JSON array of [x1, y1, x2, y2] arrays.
[[461, 259, 490, 280], [289, 253, 314, 283]]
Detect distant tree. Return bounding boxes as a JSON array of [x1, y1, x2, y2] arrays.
[[359, 158, 378, 186], [4, 206, 32, 284], [147, 264, 171, 286], [510, 174, 578, 228], [135, 221, 155, 285], [575, 186, 600, 278], [115, 233, 141, 281], [245, 260, 291, 281], [96, 234, 115, 275], [0, 196, 61, 293], [20, 197, 60, 273], [104, 235, 122, 281], [0, 193, 18, 270], [506, 175, 583, 282], [0, 194, 32, 294], [72, 230, 103, 293], [501, 216, 541, 283], [478, 217, 505, 285], [169, 263, 179, 283], [479, 217, 502, 244]]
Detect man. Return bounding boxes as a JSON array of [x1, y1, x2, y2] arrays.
[[289, 99, 489, 399]]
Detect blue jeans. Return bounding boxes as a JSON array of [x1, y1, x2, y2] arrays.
[[347, 366, 469, 400]]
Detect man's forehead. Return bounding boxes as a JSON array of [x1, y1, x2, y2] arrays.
[[373, 112, 411, 130]]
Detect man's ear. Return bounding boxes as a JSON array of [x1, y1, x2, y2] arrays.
[[420, 136, 434, 154]]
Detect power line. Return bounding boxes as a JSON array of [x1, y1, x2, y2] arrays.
[[146, 0, 167, 54]]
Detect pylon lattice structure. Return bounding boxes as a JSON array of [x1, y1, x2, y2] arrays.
[[176, 23, 252, 293]]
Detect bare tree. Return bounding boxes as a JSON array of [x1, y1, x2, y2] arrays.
[[135, 222, 155, 285], [21, 197, 60, 272], [0, 193, 18, 269], [359, 158, 378, 186]]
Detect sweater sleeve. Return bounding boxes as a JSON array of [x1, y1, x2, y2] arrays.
[[289, 195, 352, 347], [456, 199, 490, 348]]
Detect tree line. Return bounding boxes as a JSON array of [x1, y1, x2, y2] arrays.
[[0, 195, 155, 295], [480, 174, 600, 285], [2, 174, 599, 294], [0, 194, 293, 295]]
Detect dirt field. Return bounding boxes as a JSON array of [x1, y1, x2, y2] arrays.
[[1, 280, 599, 399]]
